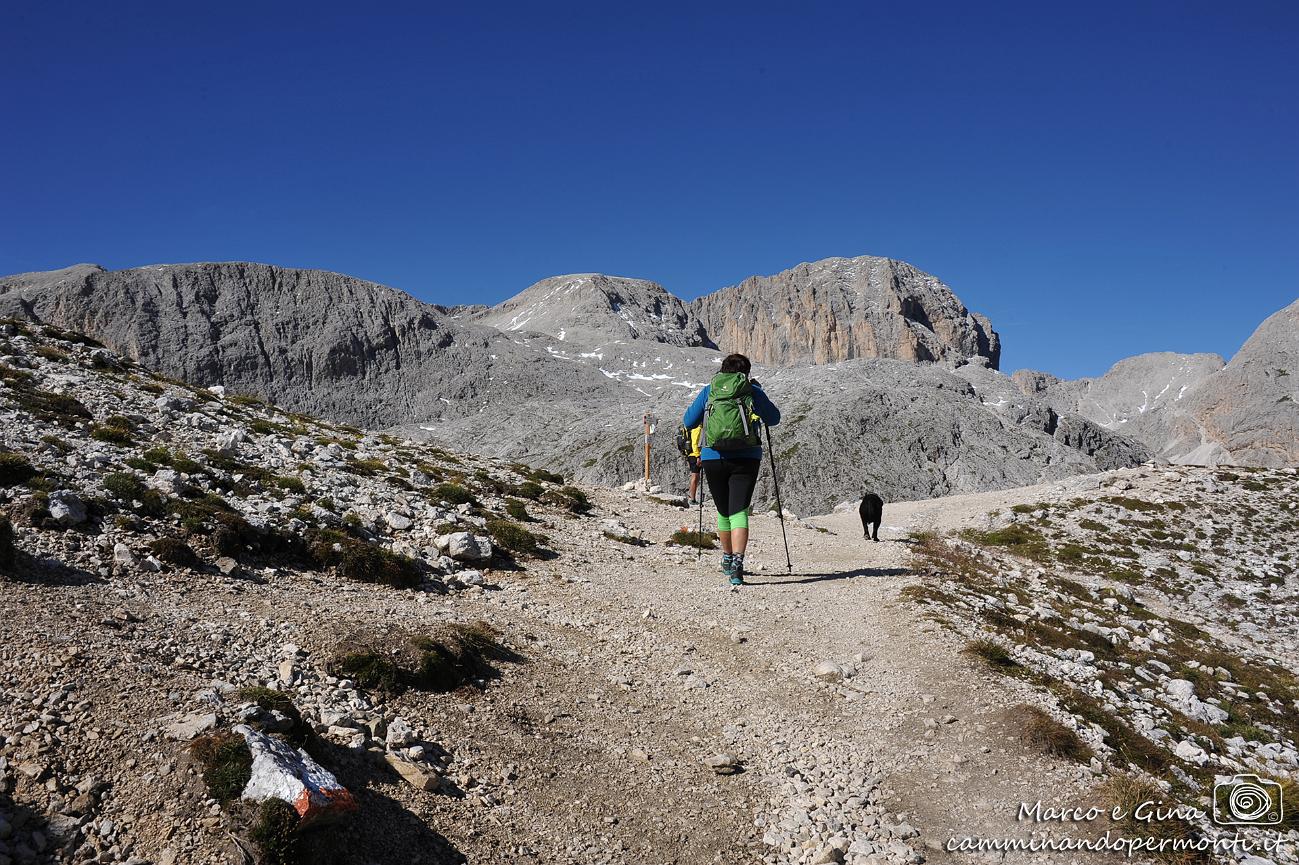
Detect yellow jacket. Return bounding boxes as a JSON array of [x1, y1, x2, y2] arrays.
[[689, 426, 702, 457]]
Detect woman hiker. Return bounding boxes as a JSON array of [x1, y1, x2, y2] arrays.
[[682, 353, 781, 585]]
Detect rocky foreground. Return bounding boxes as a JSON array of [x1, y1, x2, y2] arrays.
[[2, 319, 1298, 865]]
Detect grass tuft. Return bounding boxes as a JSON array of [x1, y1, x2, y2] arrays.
[[964, 638, 1018, 669], [0, 451, 37, 487], [250, 799, 301, 865], [1007, 704, 1094, 762], [190, 731, 253, 804]]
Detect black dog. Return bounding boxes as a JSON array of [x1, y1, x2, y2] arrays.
[[859, 493, 884, 541]]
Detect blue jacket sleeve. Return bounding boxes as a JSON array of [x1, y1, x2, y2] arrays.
[[683, 386, 709, 428], [752, 385, 780, 426]]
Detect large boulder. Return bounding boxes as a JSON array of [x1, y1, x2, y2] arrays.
[[437, 531, 492, 562]]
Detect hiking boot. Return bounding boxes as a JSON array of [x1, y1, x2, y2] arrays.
[[731, 554, 746, 585], [721, 553, 737, 580]]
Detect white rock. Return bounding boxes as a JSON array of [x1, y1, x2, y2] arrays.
[[446, 531, 492, 562], [47, 490, 86, 526], [112, 543, 135, 566], [455, 569, 485, 587], [386, 717, 417, 748], [163, 712, 217, 741], [813, 661, 844, 682], [234, 724, 355, 821], [385, 512, 413, 531], [216, 429, 244, 453]]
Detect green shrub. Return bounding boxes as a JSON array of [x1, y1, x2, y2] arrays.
[[190, 731, 253, 804], [336, 541, 421, 588], [514, 480, 544, 500], [668, 528, 716, 549], [143, 447, 174, 465], [40, 435, 72, 454], [149, 537, 200, 568], [275, 475, 306, 493], [33, 345, 71, 362], [413, 622, 513, 692], [5, 388, 92, 426], [504, 499, 533, 522], [549, 486, 591, 514], [530, 467, 564, 484], [250, 799, 300, 865], [0, 451, 36, 487], [103, 472, 146, 502], [91, 425, 134, 445], [432, 482, 476, 505], [961, 525, 1050, 562], [345, 457, 388, 476], [486, 518, 546, 556], [333, 650, 404, 693], [171, 454, 202, 474], [0, 517, 14, 569]]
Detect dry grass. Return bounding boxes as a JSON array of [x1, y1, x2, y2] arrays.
[[1007, 704, 1094, 762], [964, 638, 1018, 670], [1101, 775, 1208, 864]]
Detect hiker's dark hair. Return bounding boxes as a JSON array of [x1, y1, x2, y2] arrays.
[[720, 353, 751, 375]]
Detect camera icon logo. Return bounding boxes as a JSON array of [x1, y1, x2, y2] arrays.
[[1212, 774, 1282, 825]]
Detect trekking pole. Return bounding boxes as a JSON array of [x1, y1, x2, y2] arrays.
[[763, 425, 792, 575], [696, 469, 706, 564]]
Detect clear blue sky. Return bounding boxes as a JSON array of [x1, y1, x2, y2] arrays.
[[2, 1, 1295, 377]]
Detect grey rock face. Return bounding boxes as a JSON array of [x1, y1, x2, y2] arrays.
[[691, 256, 1001, 368], [1024, 352, 1225, 433], [1022, 299, 1299, 467], [473, 273, 713, 348], [1170, 299, 1299, 466], [411, 356, 1150, 513]]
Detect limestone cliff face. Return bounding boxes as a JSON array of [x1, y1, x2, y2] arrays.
[[0, 261, 618, 429], [690, 256, 1000, 368]]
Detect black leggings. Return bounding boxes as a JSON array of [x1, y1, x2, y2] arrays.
[[702, 457, 760, 518]]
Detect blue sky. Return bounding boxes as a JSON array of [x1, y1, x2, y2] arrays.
[[2, 1, 1295, 378]]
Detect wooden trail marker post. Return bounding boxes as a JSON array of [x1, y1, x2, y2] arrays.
[[642, 412, 656, 485]]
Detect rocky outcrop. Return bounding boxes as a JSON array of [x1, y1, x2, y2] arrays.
[[474, 273, 713, 348], [690, 256, 1000, 368], [1167, 299, 1299, 466]]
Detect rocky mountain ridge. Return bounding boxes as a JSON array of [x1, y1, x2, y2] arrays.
[[2, 258, 1291, 514], [1014, 299, 1299, 468]]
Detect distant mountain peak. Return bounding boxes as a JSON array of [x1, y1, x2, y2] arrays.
[[473, 273, 714, 348]]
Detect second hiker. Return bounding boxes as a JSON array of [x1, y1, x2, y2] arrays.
[[682, 353, 781, 585]]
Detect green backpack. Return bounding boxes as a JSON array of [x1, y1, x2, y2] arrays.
[[703, 372, 760, 450]]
